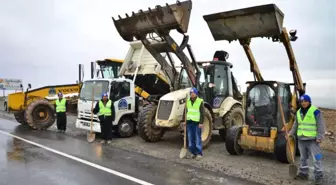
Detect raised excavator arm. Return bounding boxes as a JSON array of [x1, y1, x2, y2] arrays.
[[112, 0, 199, 91], [202, 4, 306, 130]]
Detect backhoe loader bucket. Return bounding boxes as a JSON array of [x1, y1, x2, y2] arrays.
[[203, 4, 284, 42], [112, 0, 192, 42]]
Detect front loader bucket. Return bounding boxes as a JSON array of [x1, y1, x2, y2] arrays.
[[203, 4, 284, 42], [112, 0, 192, 42]]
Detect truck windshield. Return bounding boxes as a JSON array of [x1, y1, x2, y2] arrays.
[[79, 80, 109, 101]]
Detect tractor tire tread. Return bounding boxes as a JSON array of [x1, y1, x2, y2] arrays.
[[220, 104, 244, 141], [25, 99, 55, 130], [225, 125, 244, 155], [138, 104, 164, 142]]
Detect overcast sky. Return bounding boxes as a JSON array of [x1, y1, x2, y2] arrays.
[[0, 0, 335, 108]]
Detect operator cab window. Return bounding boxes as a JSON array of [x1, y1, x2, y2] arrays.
[[213, 65, 229, 97], [246, 84, 276, 127], [278, 85, 291, 122], [179, 68, 192, 89], [101, 65, 121, 79]]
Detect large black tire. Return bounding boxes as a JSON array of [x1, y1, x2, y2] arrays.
[[24, 99, 56, 130], [14, 111, 27, 125], [138, 104, 164, 142], [225, 125, 244, 155], [274, 132, 296, 163], [219, 104, 244, 141], [201, 108, 213, 148], [116, 117, 136, 138]]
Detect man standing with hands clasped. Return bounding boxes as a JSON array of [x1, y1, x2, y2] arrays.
[[182, 87, 204, 160], [55, 92, 67, 133], [288, 94, 325, 185], [92, 93, 115, 144]]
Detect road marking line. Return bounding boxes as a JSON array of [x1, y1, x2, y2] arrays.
[[0, 129, 154, 185]]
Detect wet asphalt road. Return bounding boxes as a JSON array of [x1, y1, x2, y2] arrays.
[[0, 118, 263, 185]]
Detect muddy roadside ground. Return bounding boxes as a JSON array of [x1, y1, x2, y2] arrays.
[[0, 101, 335, 185]]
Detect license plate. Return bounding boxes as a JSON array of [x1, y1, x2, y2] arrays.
[[82, 122, 90, 127]]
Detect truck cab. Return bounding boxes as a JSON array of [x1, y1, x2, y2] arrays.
[[75, 40, 171, 138], [76, 77, 137, 138]]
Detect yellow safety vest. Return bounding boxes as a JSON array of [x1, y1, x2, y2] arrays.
[[186, 97, 203, 122], [296, 105, 318, 138], [99, 100, 112, 116], [55, 98, 66, 113]]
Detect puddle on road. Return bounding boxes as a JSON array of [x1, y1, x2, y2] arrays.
[[6, 137, 50, 163]]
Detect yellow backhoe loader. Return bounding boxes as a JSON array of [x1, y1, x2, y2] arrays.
[[203, 4, 305, 163]]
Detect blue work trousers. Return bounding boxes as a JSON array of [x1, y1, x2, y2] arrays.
[[187, 120, 202, 156], [298, 139, 323, 178]]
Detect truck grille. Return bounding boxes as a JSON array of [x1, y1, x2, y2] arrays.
[[157, 100, 173, 120]]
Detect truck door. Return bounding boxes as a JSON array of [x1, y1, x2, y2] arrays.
[[110, 81, 134, 124]]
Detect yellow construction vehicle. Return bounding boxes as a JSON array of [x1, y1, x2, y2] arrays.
[[203, 4, 304, 163], [112, 0, 244, 147], [6, 64, 84, 129]]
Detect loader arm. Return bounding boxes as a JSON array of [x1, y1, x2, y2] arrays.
[[112, 0, 197, 89], [239, 39, 264, 81], [280, 27, 305, 96]]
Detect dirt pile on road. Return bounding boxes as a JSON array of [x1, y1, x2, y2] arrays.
[[319, 108, 336, 152]]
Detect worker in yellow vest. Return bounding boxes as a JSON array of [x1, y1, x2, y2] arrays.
[[289, 94, 325, 185], [182, 87, 204, 160], [92, 93, 115, 144], [55, 92, 68, 133]]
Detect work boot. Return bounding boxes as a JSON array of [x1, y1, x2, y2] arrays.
[[186, 153, 196, 159], [294, 173, 309, 180], [196, 155, 202, 160], [314, 175, 323, 185]]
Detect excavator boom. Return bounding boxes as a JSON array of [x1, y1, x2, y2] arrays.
[[112, 0, 198, 88]]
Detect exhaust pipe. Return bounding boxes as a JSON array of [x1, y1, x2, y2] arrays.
[[112, 0, 192, 42], [203, 4, 284, 42]]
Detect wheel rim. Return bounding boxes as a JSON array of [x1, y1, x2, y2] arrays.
[[120, 122, 131, 133], [33, 107, 49, 123], [201, 116, 210, 142]]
